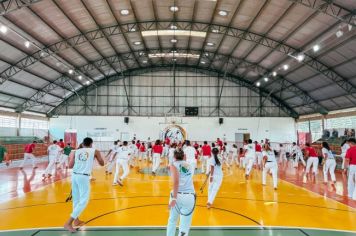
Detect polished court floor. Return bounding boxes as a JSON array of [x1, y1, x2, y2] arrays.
[[0, 159, 355, 235]]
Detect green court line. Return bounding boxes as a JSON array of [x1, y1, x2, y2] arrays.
[[0, 227, 355, 236]]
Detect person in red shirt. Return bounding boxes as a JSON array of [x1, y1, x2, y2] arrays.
[[58, 139, 65, 149], [136, 140, 141, 150], [254, 141, 263, 169], [304, 143, 319, 177], [152, 140, 163, 175], [345, 138, 356, 200], [216, 138, 223, 148], [20, 141, 38, 169], [139, 142, 146, 161], [201, 141, 211, 174]]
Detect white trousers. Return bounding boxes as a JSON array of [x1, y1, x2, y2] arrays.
[[341, 153, 346, 170], [262, 162, 278, 188], [167, 193, 195, 236], [245, 156, 254, 175], [256, 152, 263, 166], [348, 165, 356, 200], [323, 159, 336, 183], [71, 174, 90, 219], [59, 154, 69, 167], [152, 153, 161, 173], [106, 157, 116, 173], [208, 175, 223, 204], [20, 153, 36, 168], [306, 157, 319, 174], [44, 155, 57, 176], [113, 159, 129, 183], [201, 156, 209, 174], [294, 153, 306, 167], [279, 152, 287, 163], [139, 151, 147, 160]]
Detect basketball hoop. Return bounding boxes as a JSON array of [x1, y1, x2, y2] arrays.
[[160, 113, 184, 125]]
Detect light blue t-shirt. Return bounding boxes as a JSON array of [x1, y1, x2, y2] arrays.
[[73, 148, 95, 175]]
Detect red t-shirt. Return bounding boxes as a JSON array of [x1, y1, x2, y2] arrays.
[[139, 144, 146, 152], [58, 141, 65, 149], [346, 146, 356, 165], [165, 138, 170, 145], [202, 145, 211, 156], [136, 143, 141, 149], [217, 140, 223, 147], [255, 144, 262, 152], [306, 147, 318, 157], [153, 145, 163, 154], [25, 143, 36, 153]]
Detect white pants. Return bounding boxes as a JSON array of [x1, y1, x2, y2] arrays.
[[152, 153, 161, 173], [262, 162, 278, 188], [167, 193, 195, 236], [348, 165, 356, 200], [341, 153, 346, 170], [106, 157, 116, 173], [71, 174, 90, 219], [294, 153, 306, 167], [201, 156, 209, 174], [59, 154, 69, 167], [20, 153, 36, 168], [306, 157, 319, 174], [187, 161, 196, 175], [139, 151, 146, 160], [44, 155, 57, 176], [233, 154, 239, 165], [208, 175, 223, 204], [240, 157, 245, 169], [323, 159, 336, 183], [245, 156, 254, 175], [113, 159, 129, 183], [256, 152, 263, 166], [279, 152, 287, 163]]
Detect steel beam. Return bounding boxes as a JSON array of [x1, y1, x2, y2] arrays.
[[0, 0, 42, 16]]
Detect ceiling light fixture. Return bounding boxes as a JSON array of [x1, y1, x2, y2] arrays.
[[133, 41, 141, 45], [201, 61, 206, 64], [86, 81, 90, 85], [142, 30, 206, 38], [170, 25, 178, 30], [68, 69, 74, 74], [78, 75, 82, 80], [129, 28, 136, 32], [296, 53, 305, 62], [212, 29, 219, 33], [218, 10, 228, 16], [264, 77, 269, 82], [120, 9, 130, 15], [336, 27, 344, 38], [272, 71, 277, 77], [0, 25, 8, 34], [142, 60, 148, 64], [170, 6, 179, 12], [207, 42, 215, 46], [24, 41, 31, 48], [256, 82, 261, 87], [283, 64, 289, 71], [313, 44, 320, 52], [170, 38, 178, 43]]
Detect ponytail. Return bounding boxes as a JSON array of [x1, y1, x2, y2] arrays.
[[212, 148, 221, 166]]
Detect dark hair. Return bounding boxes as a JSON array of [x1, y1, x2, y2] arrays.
[[341, 140, 347, 146], [83, 137, 93, 147], [60, 139, 63, 141], [33, 141, 37, 143], [67, 143, 71, 146], [53, 140, 57, 144], [78, 143, 83, 149], [204, 141, 207, 144], [186, 140, 191, 146], [114, 141, 118, 145], [212, 148, 221, 166], [306, 143, 310, 147], [322, 141, 330, 151], [292, 142, 296, 145], [263, 143, 272, 152], [171, 143, 177, 148], [155, 140, 161, 145], [348, 138, 356, 144], [174, 148, 184, 160], [239, 148, 243, 154], [233, 144, 237, 148], [224, 142, 227, 145], [211, 143, 215, 147], [254, 141, 257, 144], [248, 139, 252, 144], [123, 141, 128, 146], [132, 140, 136, 144]]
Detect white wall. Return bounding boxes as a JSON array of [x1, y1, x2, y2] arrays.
[[49, 116, 297, 144]]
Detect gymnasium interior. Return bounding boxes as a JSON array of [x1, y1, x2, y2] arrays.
[[0, 0, 355, 235]]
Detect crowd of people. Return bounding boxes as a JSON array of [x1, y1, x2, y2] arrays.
[[1, 135, 356, 235]]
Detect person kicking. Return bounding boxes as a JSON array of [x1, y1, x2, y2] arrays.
[[64, 137, 104, 233]]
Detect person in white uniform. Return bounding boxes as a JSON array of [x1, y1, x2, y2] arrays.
[[63, 137, 104, 233], [321, 141, 336, 186], [184, 140, 197, 175], [113, 141, 132, 186], [341, 140, 350, 170], [231, 144, 238, 166], [105, 141, 118, 175], [167, 148, 195, 236], [129, 140, 138, 168], [244, 139, 256, 179], [262, 143, 278, 190], [207, 147, 223, 208], [291, 142, 306, 168], [43, 140, 62, 180], [278, 144, 287, 164]]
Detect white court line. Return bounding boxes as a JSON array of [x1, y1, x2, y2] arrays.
[[0, 225, 355, 233]]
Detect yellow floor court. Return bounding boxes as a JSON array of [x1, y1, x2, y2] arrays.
[[1, 163, 355, 236]]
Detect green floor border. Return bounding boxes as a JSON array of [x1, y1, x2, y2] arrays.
[[1, 227, 355, 236]]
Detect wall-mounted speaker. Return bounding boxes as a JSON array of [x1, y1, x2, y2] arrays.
[[124, 117, 129, 124], [219, 118, 224, 125]]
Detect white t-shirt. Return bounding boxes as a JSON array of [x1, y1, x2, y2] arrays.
[[322, 148, 334, 159], [184, 146, 196, 163], [73, 148, 95, 175], [172, 160, 195, 193], [210, 156, 223, 177], [48, 144, 62, 157], [262, 150, 276, 162], [244, 143, 256, 158], [117, 146, 132, 160], [231, 147, 238, 156], [291, 145, 302, 155], [341, 143, 350, 154]]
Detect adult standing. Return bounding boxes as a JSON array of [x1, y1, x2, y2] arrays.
[[184, 140, 197, 175], [304, 143, 319, 176], [113, 141, 132, 186], [152, 140, 163, 175], [262, 143, 278, 190], [19, 141, 38, 169], [207, 147, 223, 208], [43, 140, 62, 179], [244, 139, 256, 180], [345, 138, 356, 200], [341, 140, 350, 170], [201, 141, 211, 174], [321, 142, 336, 186]]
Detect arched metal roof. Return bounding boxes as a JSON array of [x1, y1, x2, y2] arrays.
[[0, 0, 355, 116]]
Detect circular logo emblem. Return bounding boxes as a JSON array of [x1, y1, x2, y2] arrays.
[[164, 125, 186, 143], [78, 151, 89, 161]]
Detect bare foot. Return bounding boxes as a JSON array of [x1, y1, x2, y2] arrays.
[[64, 223, 76, 233], [73, 219, 85, 227], [207, 203, 212, 209]]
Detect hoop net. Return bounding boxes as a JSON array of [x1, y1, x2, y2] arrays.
[[164, 113, 183, 124]]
